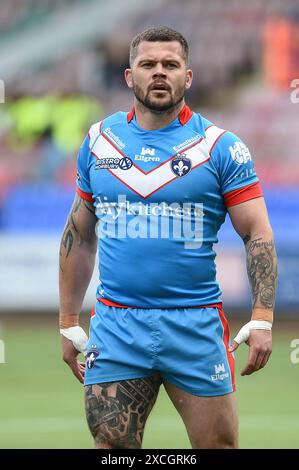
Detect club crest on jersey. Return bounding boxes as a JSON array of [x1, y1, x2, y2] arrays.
[[86, 346, 100, 369], [170, 153, 192, 177]]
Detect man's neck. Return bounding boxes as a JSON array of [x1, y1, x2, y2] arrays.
[[133, 99, 185, 130]]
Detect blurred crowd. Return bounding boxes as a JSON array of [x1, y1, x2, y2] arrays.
[[0, 0, 298, 202], [0, 95, 103, 200]]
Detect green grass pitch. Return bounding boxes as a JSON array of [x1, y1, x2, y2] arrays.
[[0, 315, 298, 449]]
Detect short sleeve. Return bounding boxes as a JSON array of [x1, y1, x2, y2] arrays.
[[76, 134, 93, 202], [212, 131, 263, 207]]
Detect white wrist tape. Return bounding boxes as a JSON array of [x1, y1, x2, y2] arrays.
[[60, 326, 88, 354], [233, 320, 272, 345]]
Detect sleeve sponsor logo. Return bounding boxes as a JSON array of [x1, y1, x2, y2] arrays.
[[229, 142, 252, 164]]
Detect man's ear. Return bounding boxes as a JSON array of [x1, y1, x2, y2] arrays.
[[125, 69, 133, 89], [185, 69, 193, 90]]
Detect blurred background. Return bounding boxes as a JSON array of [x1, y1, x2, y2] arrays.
[[0, 0, 298, 449]]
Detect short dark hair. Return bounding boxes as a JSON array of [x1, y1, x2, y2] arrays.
[[129, 26, 189, 66]]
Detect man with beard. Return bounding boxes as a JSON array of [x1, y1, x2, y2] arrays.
[[59, 27, 277, 449]]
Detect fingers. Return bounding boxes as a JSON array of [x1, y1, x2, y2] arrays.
[[228, 340, 239, 353], [241, 347, 272, 376], [62, 337, 85, 383], [72, 363, 84, 383], [78, 361, 86, 377], [229, 329, 272, 376], [63, 355, 85, 383]]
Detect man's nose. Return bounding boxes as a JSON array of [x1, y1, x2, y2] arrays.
[[152, 64, 167, 78]]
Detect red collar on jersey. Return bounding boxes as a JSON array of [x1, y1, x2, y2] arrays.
[[127, 103, 193, 126]]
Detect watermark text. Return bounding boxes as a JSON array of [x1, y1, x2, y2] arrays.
[[290, 79, 299, 104]]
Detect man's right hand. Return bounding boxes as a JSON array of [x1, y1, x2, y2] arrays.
[[61, 336, 86, 384]]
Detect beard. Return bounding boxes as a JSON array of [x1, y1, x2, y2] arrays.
[[132, 81, 185, 113]]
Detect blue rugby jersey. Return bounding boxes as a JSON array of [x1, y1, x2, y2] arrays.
[[76, 104, 262, 308]]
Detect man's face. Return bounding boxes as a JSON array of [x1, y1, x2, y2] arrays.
[[125, 41, 193, 112]]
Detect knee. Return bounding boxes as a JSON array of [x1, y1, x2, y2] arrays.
[[192, 430, 238, 449], [215, 432, 238, 449]]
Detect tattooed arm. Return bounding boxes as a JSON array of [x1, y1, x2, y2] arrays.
[[59, 194, 97, 383], [228, 197, 277, 321], [59, 194, 97, 328], [228, 197, 277, 375]]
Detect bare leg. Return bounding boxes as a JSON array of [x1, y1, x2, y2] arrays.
[[163, 380, 238, 449], [85, 373, 162, 449]]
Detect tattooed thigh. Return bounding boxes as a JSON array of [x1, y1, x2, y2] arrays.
[[84, 374, 162, 449]]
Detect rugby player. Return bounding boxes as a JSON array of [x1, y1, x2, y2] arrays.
[[59, 26, 277, 449]]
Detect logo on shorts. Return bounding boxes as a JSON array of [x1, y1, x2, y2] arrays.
[[86, 345, 100, 369], [170, 153, 192, 177], [211, 363, 229, 382]]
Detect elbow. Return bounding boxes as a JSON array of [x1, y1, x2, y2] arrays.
[[248, 221, 274, 241]]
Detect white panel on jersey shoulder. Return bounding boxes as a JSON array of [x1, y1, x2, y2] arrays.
[[88, 121, 102, 149], [204, 125, 226, 150]]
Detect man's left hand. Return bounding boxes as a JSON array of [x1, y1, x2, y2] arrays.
[[229, 329, 272, 376]]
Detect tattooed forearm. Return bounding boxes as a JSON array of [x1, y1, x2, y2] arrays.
[[60, 196, 96, 273], [244, 236, 277, 310], [242, 234, 250, 245], [84, 201, 95, 214], [70, 214, 78, 234], [59, 217, 77, 269], [62, 222, 74, 258], [73, 196, 82, 213]]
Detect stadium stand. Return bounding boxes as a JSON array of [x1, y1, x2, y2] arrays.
[[0, 0, 298, 310]]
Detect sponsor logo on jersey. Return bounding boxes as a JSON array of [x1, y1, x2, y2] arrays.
[[170, 153, 192, 177], [95, 156, 133, 170], [142, 147, 155, 156], [103, 127, 126, 149], [95, 195, 204, 249], [95, 158, 120, 169], [134, 147, 160, 162], [229, 142, 252, 164], [118, 157, 133, 170], [86, 345, 100, 369], [211, 363, 229, 382], [173, 135, 201, 152]]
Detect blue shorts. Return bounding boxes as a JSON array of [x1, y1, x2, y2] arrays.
[[84, 301, 236, 397]]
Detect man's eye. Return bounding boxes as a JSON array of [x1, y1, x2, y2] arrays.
[[142, 63, 153, 68], [166, 63, 178, 68]]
